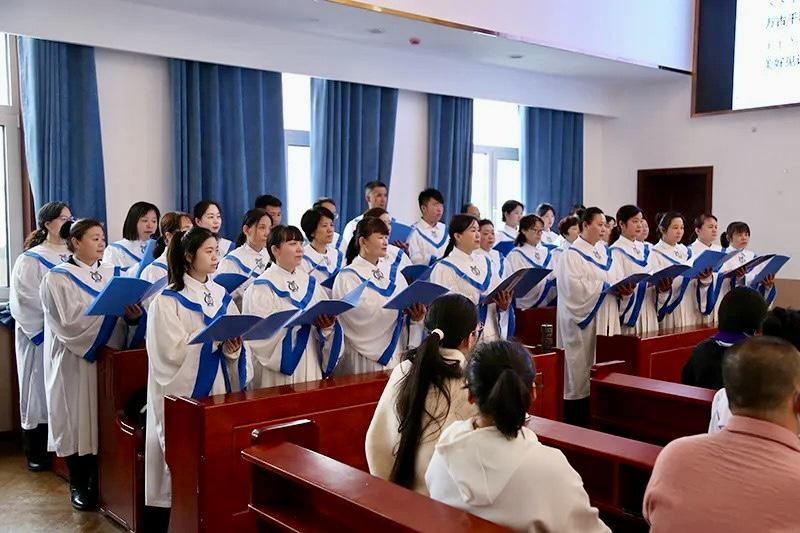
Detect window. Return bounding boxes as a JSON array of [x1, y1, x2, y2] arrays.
[[470, 98, 521, 227], [282, 73, 311, 227], [0, 34, 23, 296]]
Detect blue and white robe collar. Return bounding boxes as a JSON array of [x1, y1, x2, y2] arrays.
[[110, 239, 149, 263], [570, 237, 613, 271], [224, 244, 270, 278], [653, 240, 692, 265], [412, 219, 448, 250], [609, 235, 650, 268], [508, 243, 553, 268], [302, 243, 344, 276], [25, 242, 70, 269]]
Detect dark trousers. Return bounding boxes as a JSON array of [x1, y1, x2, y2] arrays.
[[563, 397, 591, 427]]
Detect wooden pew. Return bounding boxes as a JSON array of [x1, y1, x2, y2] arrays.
[[528, 416, 660, 533], [97, 346, 148, 532], [590, 366, 715, 446], [513, 306, 556, 348], [596, 325, 716, 382], [242, 420, 508, 532], [529, 348, 565, 421]]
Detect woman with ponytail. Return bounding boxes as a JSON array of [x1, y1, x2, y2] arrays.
[[429, 215, 512, 341], [145, 227, 248, 514], [366, 294, 479, 494], [139, 212, 192, 285], [10, 201, 71, 471], [215, 209, 272, 309], [103, 201, 160, 271], [503, 214, 557, 309], [425, 340, 609, 532], [40, 218, 141, 510]]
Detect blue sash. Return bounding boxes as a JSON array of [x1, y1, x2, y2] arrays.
[[413, 224, 448, 249], [23, 251, 57, 269], [578, 282, 610, 330], [622, 281, 648, 328], [335, 232, 343, 249], [507, 247, 553, 269], [302, 250, 343, 276], [224, 254, 265, 278], [609, 245, 650, 268], [339, 252, 404, 298], [151, 261, 167, 271], [317, 321, 344, 377], [110, 242, 142, 263], [31, 331, 45, 346], [569, 247, 613, 271], [437, 257, 493, 293], [500, 230, 516, 241]]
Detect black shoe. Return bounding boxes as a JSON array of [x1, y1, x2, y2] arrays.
[[22, 427, 52, 471], [70, 484, 97, 511], [26, 456, 52, 472]]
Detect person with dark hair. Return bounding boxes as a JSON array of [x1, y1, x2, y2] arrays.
[[103, 201, 160, 271], [601, 215, 616, 244], [299, 207, 344, 296], [682, 286, 767, 389], [569, 203, 586, 217], [10, 201, 72, 471], [366, 294, 479, 494], [333, 217, 425, 374], [426, 340, 609, 532], [313, 197, 343, 249], [558, 216, 580, 245], [242, 225, 341, 386], [215, 209, 272, 309], [145, 226, 247, 516], [476, 219, 504, 278], [536, 203, 563, 248], [557, 207, 628, 425], [496, 200, 524, 243], [340, 180, 390, 254], [430, 215, 512, 342], [254, 194, 283, 225], [690, 214, 721, 253], [41, 219, 141, 510], [504, 214, 557, 309], [408, 188, 448, 265], [139, 212, 193, 293], [637, 217, 650, 243], [359, 207, 413, 271], [193, 200, 235, 256], [645, 336, 800, 532], [461, 202, 481, 218], [717, 221, 777, 307]]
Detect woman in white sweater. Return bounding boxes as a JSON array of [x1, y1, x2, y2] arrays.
[[365, 293, 479, 495], [426, 340, 610, 533]]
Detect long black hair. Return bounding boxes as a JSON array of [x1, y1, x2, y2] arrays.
[[153, 212, 192, 259], [721, 221, 750, 249], [610, 204, 642, 245], [25, 201, 69, 250], [192, 200, 222, 229], [166, 227, 217, 292], [465, 340, 535, 439], [235, 208, 271, 247], [122, 201, 161, 241], [345, 216, 389, 265], [442, 214, 479, 257], [390, 294, 478, 488], [60, 218, 104, 253], [514, 214, 544, 247]]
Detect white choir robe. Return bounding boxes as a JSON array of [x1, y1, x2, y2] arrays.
[[300, 243, 344, 296], [556, 237, 622, 400], [429, 248, 508, 342], [144, 274, 248, 507], [9, 242, 70, 429], [242, 265, 341, 387], [608, 236, 661, 335], [137, 252, 170, 311], [215, 244, 270, 309], [541, 229, 564, 248], [218, 237, 236, 257], [503, 243, 557, 310], [718, 247, 775, 306], [650, 241, 711, 330], [495, 225, 518, 243], [103, 238, 150, 271], [476, 248, 505, 280], [40, 259, 129, 456], [690, 240, 723, 325], [339, 215, 363, 255], [407, 219, 448, 266], [333, 231, 344, 252], [332, 253, 415, 374]]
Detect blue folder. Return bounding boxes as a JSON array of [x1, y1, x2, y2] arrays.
[[214, 273, 250, 293], [284, 281, 368, 328], [603, 272, 651, 295], [389, 222, 414, 243], [493, 241, 515, 258], [383, 280, 449, 310], [648, 264, 690, 286], [86, 276, 162, 316], [133, 239, 158, 278], [721, 254, 775, 278], [189, 314, 264, 345], [401, 264, 433, 284], [241, 309, 299, 341], [749, 255, 790, 285], [482, 268, 551, 304], [321, 271, 340, 290]]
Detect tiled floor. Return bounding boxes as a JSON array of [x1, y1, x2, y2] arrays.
[[0, 441, 124, 532]]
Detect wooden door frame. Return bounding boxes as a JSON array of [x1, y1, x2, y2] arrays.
[[637, 166, 714, 215]]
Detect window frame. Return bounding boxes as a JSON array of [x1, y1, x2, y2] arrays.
[[473, 144, 520, 226], [283, 128, 310, 226]]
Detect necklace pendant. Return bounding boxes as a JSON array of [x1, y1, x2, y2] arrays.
[[203, 291, 214, 306], [90, 271, 103, 282], [59, 254, 69, 262], [470, 265, 481, 276], [593, 250, 601, 260], [372, 268, 384, 281], [287, 280, 299, 293], [140, 243, 147, 253], [255, 257, 265, 270], [322, 256, 330, 266]]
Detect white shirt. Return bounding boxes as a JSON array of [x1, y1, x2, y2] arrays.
[[495, 224, 518, 243], [709, 388, 732, 434], [300, 242, 344, 290], [541, 229, 564, 248], [339, 215, 364, 255], [103, 239, 150, 270], [407, 218, 448, 266], [503, 243, 557, 309], [215, 243, 271, 308]]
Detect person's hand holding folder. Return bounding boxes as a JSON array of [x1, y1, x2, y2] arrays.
[[314, 314, 336, 330], [222, 337, 242, 355], [657, 277, 673, 293], [404, 303, 426, 322], [124, 304, 144, 322], [491, 289, 513, 311], [612, 283, 636, 297]]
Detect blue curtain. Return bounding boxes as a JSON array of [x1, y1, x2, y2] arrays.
[[520, 107, 583, 220], [310, 79, 398, 226], [427, 94, 473, 221], [18, 38, 107, 223], [172, 60, 286, 239]]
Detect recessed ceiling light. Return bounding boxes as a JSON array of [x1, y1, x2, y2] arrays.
[[368, 28, 386, 34], [509, 54, 524, 59]]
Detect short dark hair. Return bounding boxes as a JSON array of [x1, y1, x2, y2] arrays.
[[579, 207, 604, 231], [514, 214, 544, 247], [557, 216, 579, 237], [724, 336, 800, 412], [192, 200, 222, 223], [478, 218, 494, 229], [265, 225, 304, 262], [461, 202, 477, 213], [418, 188, 444, 207], [300, 207, 335, 242], [501, 200, 524, 222], [721, 221, 751, 248], [122, 201, 161, 241], [535, 203, 556, 218], [254, 194, 282, 210], [762, 308, 800, 350], [365, 180, 387, 195], [313, 197, 336, 210], [718, 287, 767, 335]]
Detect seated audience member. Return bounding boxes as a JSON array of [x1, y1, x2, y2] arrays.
[[365, 294, 479, 495], [681, 287, 767, 389], [645, 336, 800, 532], [426, 340, 610, 533], [709, 307, 800, 432]]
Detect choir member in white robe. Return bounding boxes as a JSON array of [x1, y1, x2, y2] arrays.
[[139, 212, 193, 288], [495, 200, 524, 243], [365, 208, 413, 272], [243, 224, 341, 386], [333, 217, 425, 374], [607, 206, 662, 335], [549, 216, 580, 273], [145, 227, 247, 509], [312, 197, 345, 253], [9, 202, 71, 470], [254, 193, 283, 225], [477, 219, 504, 279], [689, 214, 723, 325], [40, 219, 142, 510], [503, 214, 557, 310], [103, 201, 160, 272], [193, 199, 235, 256], [300, 206, 344, 294], [215, 209, 272, 309], [429, 215, 512, 342], [407, 188, 448, 265], [556, 208, 626, 425], [339, 180, 390, 254], [650, 212, 714, 330], [718, 221, 776, 308], [536, 202, 565, 248]]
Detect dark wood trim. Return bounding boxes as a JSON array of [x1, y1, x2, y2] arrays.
[[637, 165, 713, 215]]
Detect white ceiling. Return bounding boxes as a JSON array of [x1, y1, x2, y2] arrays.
[[121, 0, 683, 83]]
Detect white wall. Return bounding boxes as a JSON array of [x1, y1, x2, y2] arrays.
[[388, 90, 428, 222], [598, 77, 800, 278], [95, 48, 173, 241]]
